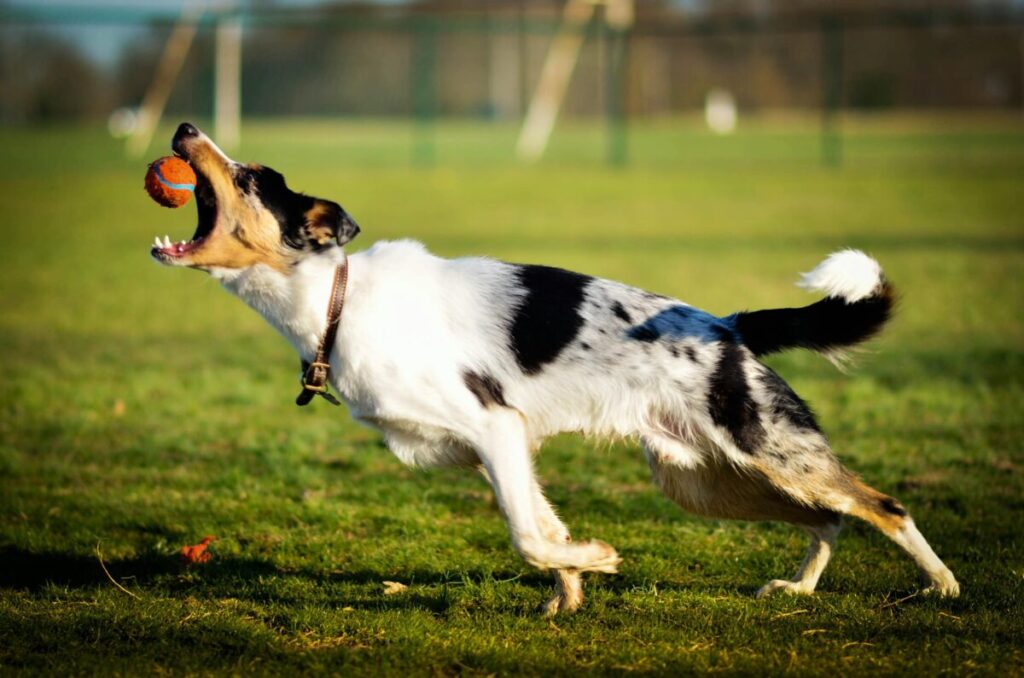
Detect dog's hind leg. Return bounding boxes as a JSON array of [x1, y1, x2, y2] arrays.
[[473, 410, 621, 577], [748, 362, 957, 596], [761, 467, 959, 597], [756, 521, 841, 598], [643, 439, 844, 597], [837, 476, 960, 597], [744, 439, 958, 597], [737, 462, 959, 598]]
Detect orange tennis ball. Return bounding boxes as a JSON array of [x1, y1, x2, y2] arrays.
[[145, 156, 196, 208]]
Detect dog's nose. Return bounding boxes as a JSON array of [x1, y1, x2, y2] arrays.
[[176, 122, 199, 139], [172, 122, 201, 155]]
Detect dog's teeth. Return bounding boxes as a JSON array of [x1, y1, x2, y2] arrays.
[[163, 236, 172, 248], [153, 236, 162, 248]]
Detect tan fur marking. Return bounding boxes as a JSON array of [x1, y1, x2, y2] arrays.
[[173, 139, 292, 273], [305, 202, 339, 247], [648, 456, 838, 526], [843, 476, 908, 534], [186, 224, 290, 273]]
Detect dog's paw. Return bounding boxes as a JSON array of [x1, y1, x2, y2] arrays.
[[756, 579, 814, 599], [518, 537, 621, 573], [542, 591, 582, 616], [542, 577, 583, 617], [921, 573, 960, 598], [573, 539, 621, 574]]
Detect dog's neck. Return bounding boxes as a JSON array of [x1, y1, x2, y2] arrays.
[[211, 248, 349, 361]]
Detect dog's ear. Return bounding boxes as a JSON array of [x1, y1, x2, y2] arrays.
[[304, 199, 361, 248]]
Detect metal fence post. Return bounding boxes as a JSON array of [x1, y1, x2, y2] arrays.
[[413, 18, 438, 167], [215, 9, 242, 152], [607, 23, 629, 168], [821, 16, 844, 168]]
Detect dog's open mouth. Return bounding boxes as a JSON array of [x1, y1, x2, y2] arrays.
[[150, 157, 217, 262]]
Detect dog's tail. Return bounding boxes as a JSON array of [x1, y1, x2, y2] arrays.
[[731, 250, 895, 363]]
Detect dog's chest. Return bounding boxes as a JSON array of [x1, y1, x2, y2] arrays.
[[324, 275, 480, 426], [328, 335, 481, 468]]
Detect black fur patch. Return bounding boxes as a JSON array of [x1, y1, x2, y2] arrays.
[[580, 342, 591, 351], [462, 370, 508, 409], [732, 282, 895, 357], [711, 324, 739, 344], [669, 345, 679, 358], [627, 325, 660, 342], [707, 336, 764, 455], [509, 265, 592, 375], [759, 368, 822, 433], [242, 165, 357, 250], [241, 166, 314, 250], [612, 302, 632, 324], [879, 496, 908, 517], [685, 346, 698, 362]]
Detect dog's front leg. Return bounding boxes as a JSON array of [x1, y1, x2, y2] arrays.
[[479, 463, 584, 615], [529, 480, 586, 616], [474, 411, 621, 579]]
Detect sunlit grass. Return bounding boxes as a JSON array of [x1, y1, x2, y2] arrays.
[[0, 116, 1022, 674]]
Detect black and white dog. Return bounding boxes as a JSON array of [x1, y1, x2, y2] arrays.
[[152, 123, 958, 614]]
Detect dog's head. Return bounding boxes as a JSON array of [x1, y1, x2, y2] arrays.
[[150, 122, 359, 273]]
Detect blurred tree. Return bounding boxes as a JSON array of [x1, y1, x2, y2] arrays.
[[0, 29, 110, 123], [113, 25, 215, 119]]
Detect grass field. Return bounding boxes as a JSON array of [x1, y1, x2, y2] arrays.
[[1, 116, 1022, 675]]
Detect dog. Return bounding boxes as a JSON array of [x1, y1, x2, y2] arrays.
[[152, 122, 959, 614]]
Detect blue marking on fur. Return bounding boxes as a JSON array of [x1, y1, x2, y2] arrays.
[[155, 170, 195, 192], [627, 305, 735, 343]]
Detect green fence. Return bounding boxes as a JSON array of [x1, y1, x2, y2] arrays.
[[3, 3, 1023, 167]]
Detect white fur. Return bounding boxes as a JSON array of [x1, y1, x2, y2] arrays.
[[204, 239, 956, 606], [889, 520, 960, 597], [798, 249, 884, 303]]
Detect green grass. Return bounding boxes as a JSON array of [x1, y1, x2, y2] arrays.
[[1, 116, 1022, 675]]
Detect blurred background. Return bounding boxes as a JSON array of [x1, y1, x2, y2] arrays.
[[3, 0, 1024, 166]]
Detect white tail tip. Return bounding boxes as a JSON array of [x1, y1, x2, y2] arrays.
[[797, 249, 884, 303]]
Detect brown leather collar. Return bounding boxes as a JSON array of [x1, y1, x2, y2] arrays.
[[296, 256, 349, 407]]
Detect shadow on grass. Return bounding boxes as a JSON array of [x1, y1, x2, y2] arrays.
[[0, 545, 544, 614], [0, 546, 287, 593], [0, 542, 710, 614], [3, 543, 984, 619]]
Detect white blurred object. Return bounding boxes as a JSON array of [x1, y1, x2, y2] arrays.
[[704, 89, 737, 135], [107, 107, 138, 138]]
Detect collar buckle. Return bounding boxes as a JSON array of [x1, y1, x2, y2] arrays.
[[295, 258, 348, 408], [301, 361, 331, 393]]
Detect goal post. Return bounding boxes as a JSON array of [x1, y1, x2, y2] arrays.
[[516, 0, 634, 164], [127, 0, 243, 157], [127, 1, 205, 157], [214, 11, 242, 152]]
